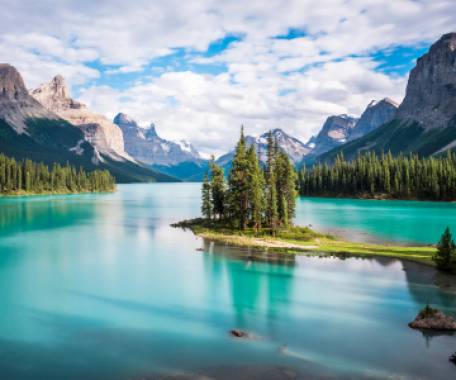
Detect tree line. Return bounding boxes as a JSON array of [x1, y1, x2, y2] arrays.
[[201, 128, 297, 235], [299, 151, 456, 201], [0, 153, 115, 194]]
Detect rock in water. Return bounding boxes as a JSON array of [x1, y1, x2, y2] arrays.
[[450, 352, 456, 365], [409, 305, 456, 331], [229, 329, 252, 339]]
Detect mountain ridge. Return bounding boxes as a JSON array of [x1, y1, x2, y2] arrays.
[[0, 64, 174, 183], [113, 112, 201, 166], [318, 32, 456, 163]]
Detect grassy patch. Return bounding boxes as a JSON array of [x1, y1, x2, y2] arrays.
[[172, 218, 437, 266]]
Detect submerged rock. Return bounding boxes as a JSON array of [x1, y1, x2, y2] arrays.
[[450, 352, 456, 365], [229, 329, 253, 339], [409, 305, 456, 331]]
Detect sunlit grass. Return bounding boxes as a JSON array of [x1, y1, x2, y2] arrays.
[[172, 218, 437, 266]]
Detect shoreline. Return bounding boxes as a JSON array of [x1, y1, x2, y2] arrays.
[[299, 193, 456, 203], [172, 218, 437, 267], [0, 188, 116, 198]]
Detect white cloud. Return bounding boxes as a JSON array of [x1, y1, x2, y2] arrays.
[[1, 0, 455, 154]]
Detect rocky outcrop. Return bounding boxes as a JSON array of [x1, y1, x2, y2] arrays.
[[349, 98, 398, 141], [32, 76, 130, 161], [113, 112, 201, 165], [305, 115, 358, 158], [0, 64, 59, 133], [397, 33, 456, 130], [409, 305, 456, 331], [317, 32, 456, 163]]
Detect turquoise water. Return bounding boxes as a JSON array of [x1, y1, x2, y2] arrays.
[[296, 196, 456, 245], [0, 183, 455, 379]]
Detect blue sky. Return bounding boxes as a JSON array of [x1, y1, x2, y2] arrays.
[[0, 0, 454, 154]]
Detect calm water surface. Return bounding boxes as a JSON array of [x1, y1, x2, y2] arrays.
[[0, 183, 455, 379]]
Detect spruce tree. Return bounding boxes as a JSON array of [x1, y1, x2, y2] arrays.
[[433, 227, 456, 271], [209, 158, 226, 219], [201, 174, 212, 220], [265, 131, 278, 235], [227, 127, 250, 229], [246, 145, 265, 232]]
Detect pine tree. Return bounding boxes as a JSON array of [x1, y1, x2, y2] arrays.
[[201, 174, 212, 220], [433, 227, 456, 271]]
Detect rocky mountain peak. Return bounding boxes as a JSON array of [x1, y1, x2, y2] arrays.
[[113, 114, 201, 165], [397, 32, 456, 129], [0, 64, 58, 133], [113, 112, 136, 126], [349, 97, 398, 140], [145, 123, 158, 139], [31, 75, 85, 111], [48, 75, 69, 99], [0, 63, 28, 100], [31, 76, 129, 159]]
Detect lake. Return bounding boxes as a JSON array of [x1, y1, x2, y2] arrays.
[[0, 183, 455, 379]]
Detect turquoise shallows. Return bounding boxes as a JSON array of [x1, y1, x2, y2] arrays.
[[0, 183, 455, 379]]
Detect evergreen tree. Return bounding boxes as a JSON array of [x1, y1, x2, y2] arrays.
[[433, 227, 456, 271], [265, 131, 278, 235], [275, 150, 297, 227], [201, 174, 212, 220], [298, 151, 456, 201], [209, 158, 226, 219], [246, 145, 265, 232], [226, 127, 250, 229], [0, 153, 115, 195]]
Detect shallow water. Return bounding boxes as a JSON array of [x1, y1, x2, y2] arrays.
[[0, 183, 455, 379]]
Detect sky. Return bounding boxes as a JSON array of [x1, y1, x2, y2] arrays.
[[0, 0, 454, 156]]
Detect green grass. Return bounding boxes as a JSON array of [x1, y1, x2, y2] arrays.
[[172, 218, 437, 266]]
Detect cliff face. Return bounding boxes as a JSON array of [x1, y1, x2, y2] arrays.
[[349, 98, 398, 141], [114, 113, 201, 165], [306, 115, 358, 157], [32, 76, 130, 160], [0, 64, 58, 133], [397, 32, 456, 129], [317, 33, 456, 163]]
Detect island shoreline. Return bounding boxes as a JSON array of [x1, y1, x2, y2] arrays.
[[172, 218, 439, 268]]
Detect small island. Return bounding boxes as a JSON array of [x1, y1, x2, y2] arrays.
[[0, 153, 116, 195], [172, 129, 456, 269], [409, 304, 456, 331]]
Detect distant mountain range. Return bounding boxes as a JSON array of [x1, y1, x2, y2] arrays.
[[0, 65, 174, 183], [141, 97, 399, 180], [113, 113, 201, 165], [1, 32, 455, 182]]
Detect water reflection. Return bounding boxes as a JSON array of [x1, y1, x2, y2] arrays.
[[0, 196, 95, 237]]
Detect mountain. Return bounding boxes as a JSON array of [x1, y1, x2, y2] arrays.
[[318, 32, 456, 162], [217, 128, 310, 169], [31, 75, 130, 161], [0, 64, 174, 183], [113, 113, 201, 166], [349, 98, 398, 140], [304, 115, 358, 160]]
